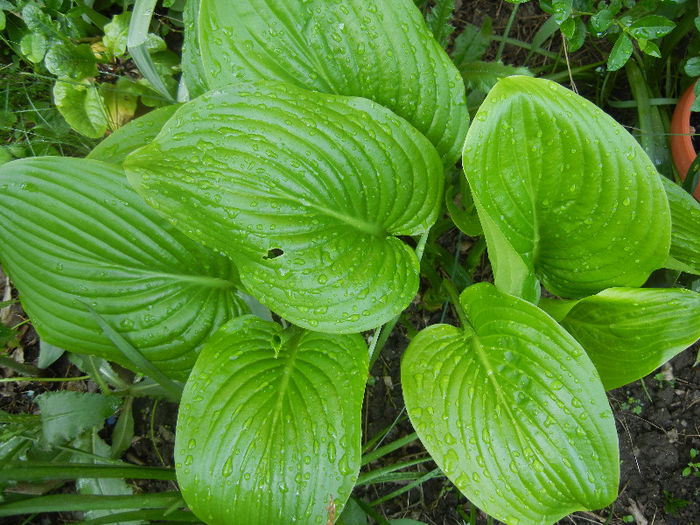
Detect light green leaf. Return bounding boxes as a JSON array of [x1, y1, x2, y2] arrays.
[[74, 432, 141, 525], [44, 42, 98, 80], [401, 283, 619, 524], [101, 79, 139, 131], [35, 391, 121, 446], [0, 11, 5, 32], [37, 340, 65, 369], [462, 76, 670, 299], [180, 0, 207, 99], [103, 12, 131, 58], [125, 82, 443, 333], [458, 60, 533, 94], [560, 287, 700, 390], [20, 32, 47, 64], [197, 0, 468, 165], [607, 34, 633, 71], [175, 316, 367, 525], [661, 177, 700, 274], [53, 79, 108, 139], [88, 104, 180, 164], [0, 157, 247, 380]]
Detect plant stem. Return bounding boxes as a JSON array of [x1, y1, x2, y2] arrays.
[[0, 375, 89, 383], [496, 4, 521, 62], [361, 432, 418, 466], [0, 356, 42, 377], [441, 279, 470, 329], [0, 463, 175, 483]]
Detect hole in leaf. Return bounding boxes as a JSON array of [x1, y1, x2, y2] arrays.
[[263, 248, 284, 259]]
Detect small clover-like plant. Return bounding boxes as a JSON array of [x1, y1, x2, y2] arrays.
[[0, 0, 699, 523]]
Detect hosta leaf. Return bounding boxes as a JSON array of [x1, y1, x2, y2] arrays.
[[125, 82, 443, 333], [0, 157, 246, 380], [661, 177, 700, 274], [197, 0, 468, 165], [402, 283, 619, 524], [180, 0, 207, 99], [462, 76, 670, 299], [88, 104, 180, 164], [175, 316, 367, 525], [560, 287, 700, 390]]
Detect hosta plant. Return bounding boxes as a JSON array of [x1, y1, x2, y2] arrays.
[[1, 0, 700, 523]]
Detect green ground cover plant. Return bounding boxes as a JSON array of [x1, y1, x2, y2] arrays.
[[1, 0, 700, 524]]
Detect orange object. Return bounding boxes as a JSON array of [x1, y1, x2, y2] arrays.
[[670, 80, 700, 202]]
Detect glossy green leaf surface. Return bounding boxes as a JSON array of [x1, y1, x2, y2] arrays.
[[560, 287, 700, 390], [88, 104, 180, 164], [662, 177, 700, 275], [0, 157, 246, 380], [197, 0, 468, 165], [175, 316, 367, 525], [181, 0, 207, 99], [125, 82, 443, 333], [53, 80, 108, 139], [402, 283, 619, 524], [463, 76, 670, 299]]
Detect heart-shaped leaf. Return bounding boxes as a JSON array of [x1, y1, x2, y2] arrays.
[[559, 287, 700, 390], [0, 157, 246, 380], [175, 316, 367, 525], [196, 0, 468, 165], [402, 283, 619, 524], [125, 81, 443, 333], [463, 76, 670, 299]]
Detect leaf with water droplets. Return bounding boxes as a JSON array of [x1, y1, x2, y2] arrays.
[[557, 287, 700, 390], [660, 176, 700, 274], [125, 81, 443, 333], [195, 0, 468, 165], [175, 315, 367, 525], [0, 157, 246, 380], [401, 282, 619, 524], [462, 76, 670, 299]]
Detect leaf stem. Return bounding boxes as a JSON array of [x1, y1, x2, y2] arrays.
[[0, 375, 89, 383], [441, 279, 470, 329]]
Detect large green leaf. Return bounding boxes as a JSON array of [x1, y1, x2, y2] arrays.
[[180, 0, 207, 99], [53, 79, 108, 139], [88, 104, 180, 164], [401, 283, 619, 524], [125, 82, 443, 333], [175, 316, 367, 525], [559, 287, 700, 390], [661, 177, 700, 274], [0, 157, 246, 380], [197, 0, 468, 165], [463, 76, 670, 299]]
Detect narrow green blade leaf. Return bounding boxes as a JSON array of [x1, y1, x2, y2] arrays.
[[0, 157, 247, 380], [426, 0, 455, 48], [35, 391, 120, 446], [175, 316, 368, 524], [125, 82, 443, 333], [560, 287, 700, 390], [661, 177, 700, 274], [462, 76, 670, 299], [401, 282, 619, 524], [88, 104, 180, 164], [197, 0, 468, 165]]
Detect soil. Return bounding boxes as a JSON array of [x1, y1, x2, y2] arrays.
[[1, 1, 699, 524]]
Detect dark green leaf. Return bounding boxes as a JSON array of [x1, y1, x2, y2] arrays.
[[402, 283, 619, 524], [0, 157, 247, 381], [590, 7, 614, 35], [125, 82, 443, 333], [197, 0, 469, 166], [607, 33, 633, 71], [629, 15, 675, 40], [37, 340, 65, 369], [451, 18, 492, 66], [552, 0, 573, 24], [110, 397, 134, 459], [565, 16, 586, 52], [44, 42, 98, 80], [175, 316, 367, 524], [458, 60, 533, 94], [35, 391, 121, 446], [426, 0, 455, 48]]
